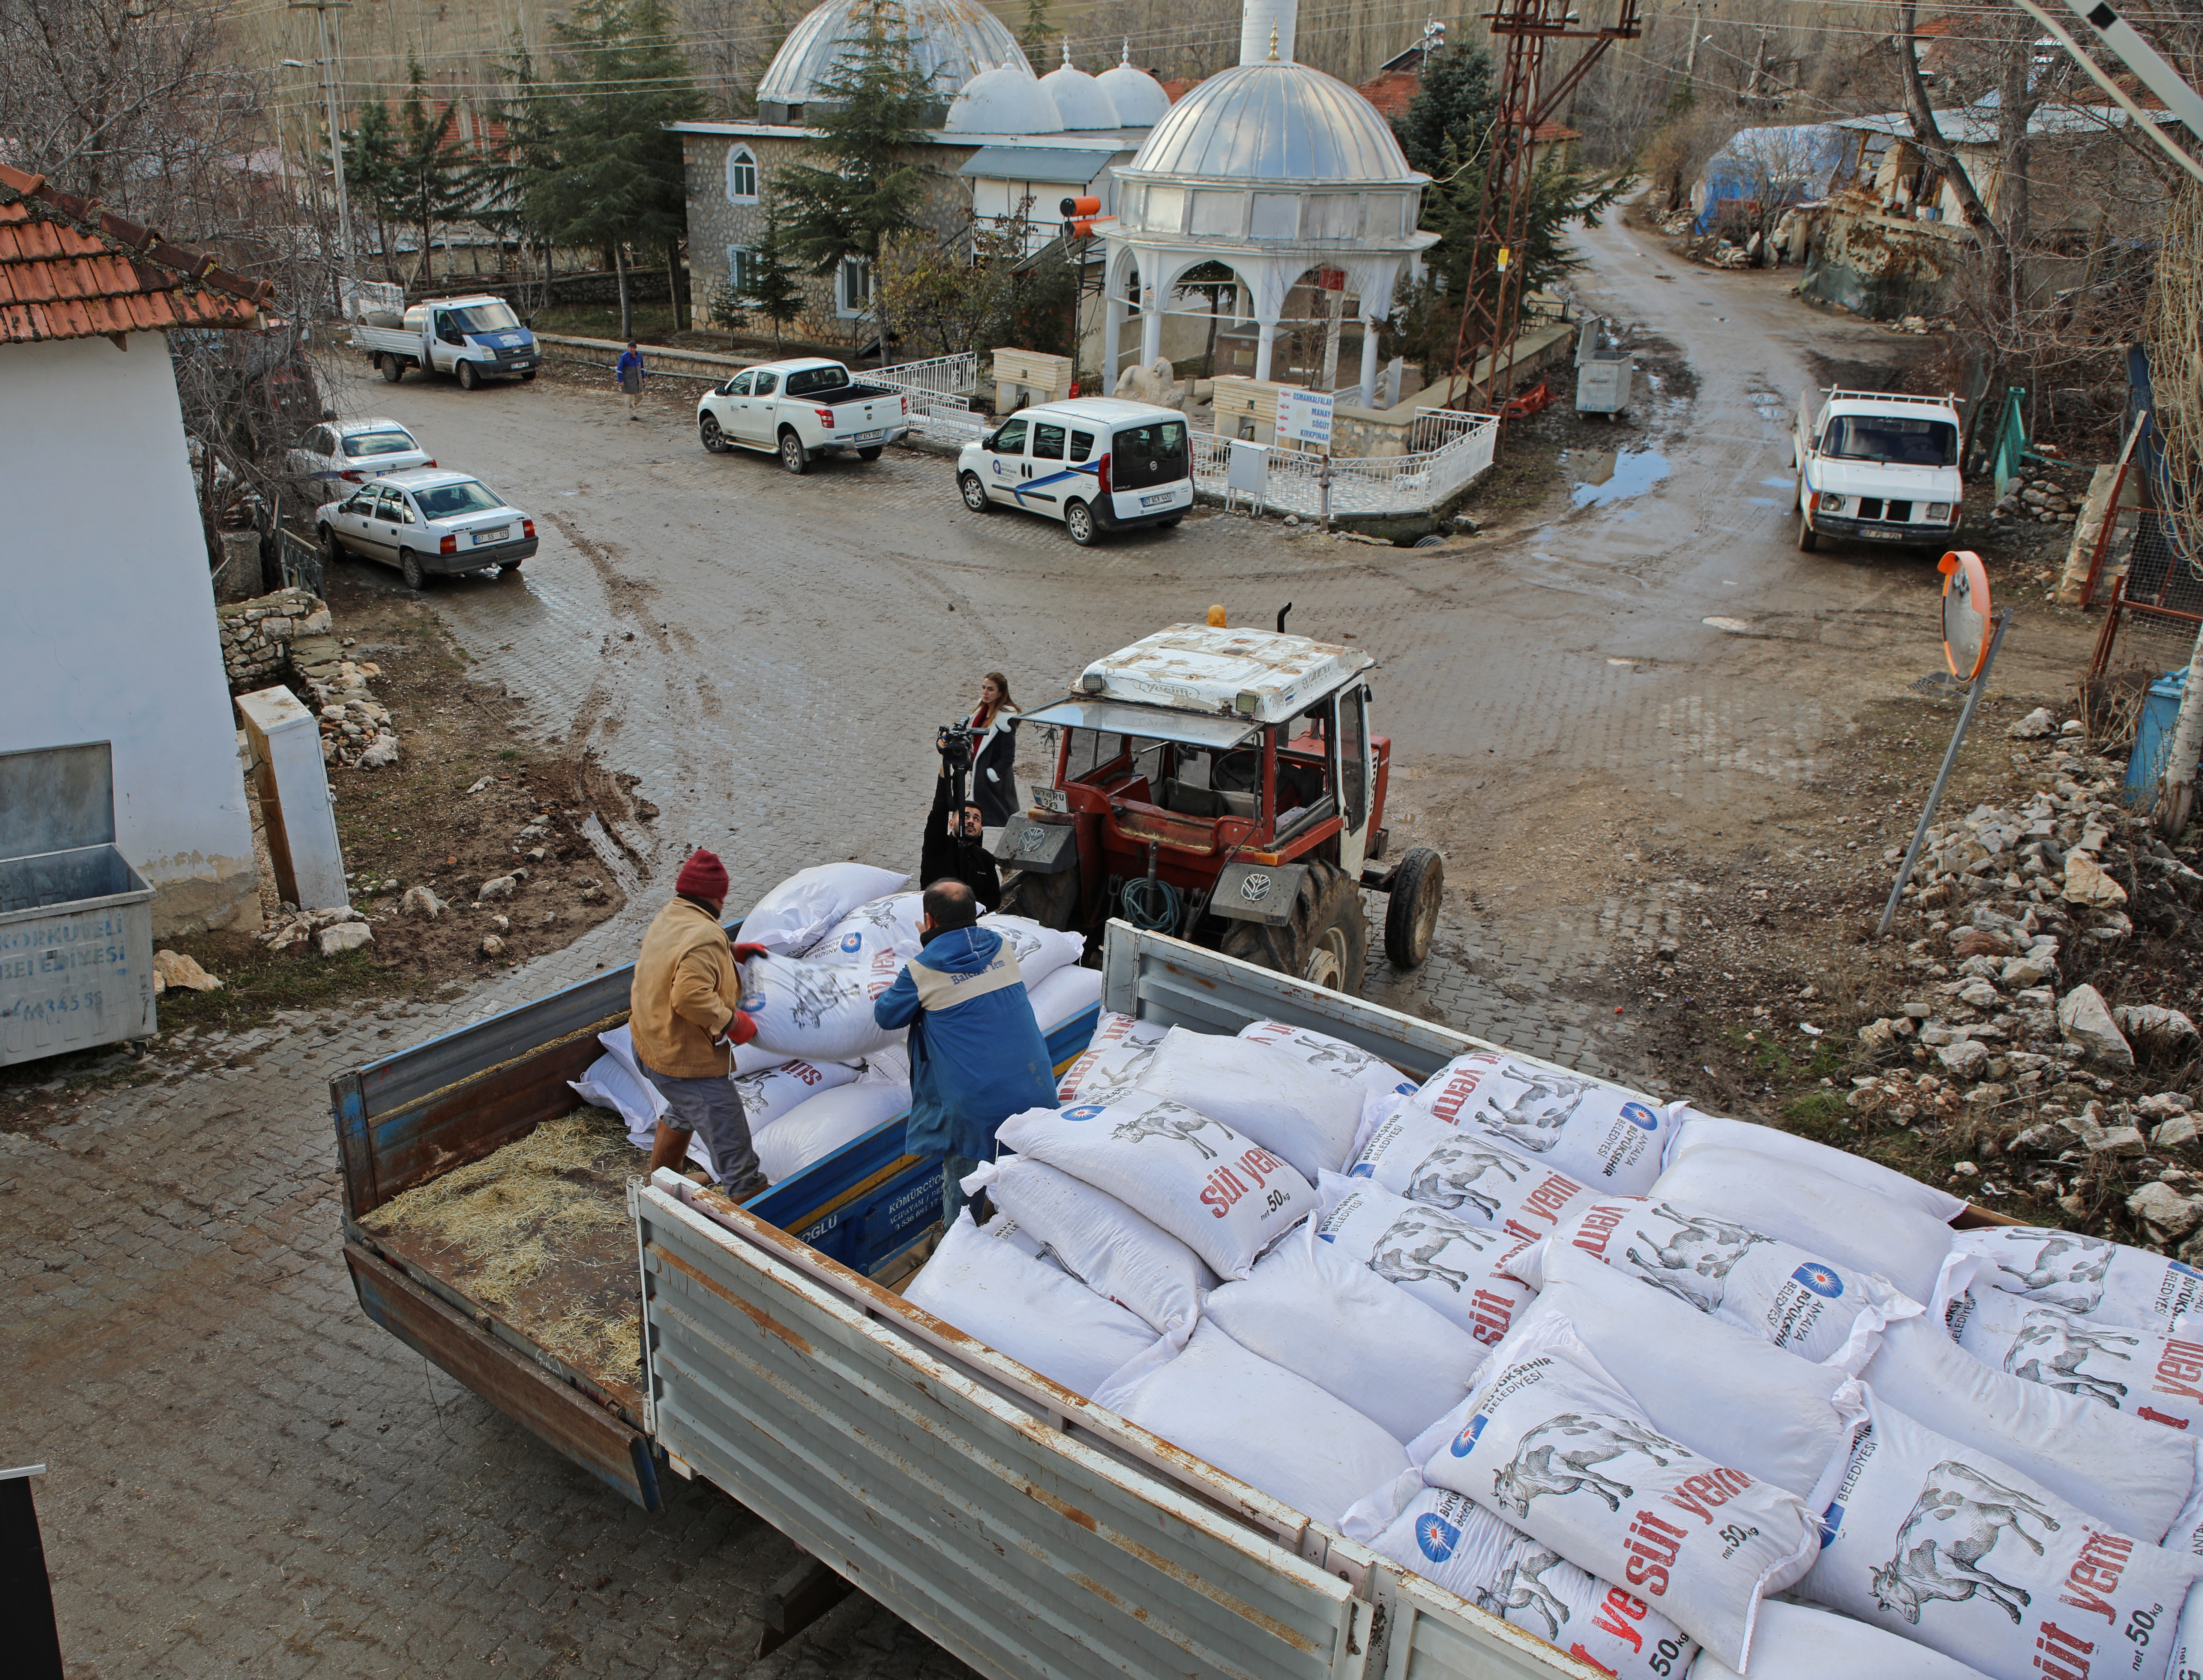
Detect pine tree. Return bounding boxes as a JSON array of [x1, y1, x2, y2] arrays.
[[342, 100, 405, 278], [479, 30, 564, 305], [773, 0, 941, 360], [745, 200, 808, 352], [1393, 47, 1499, 178], [525, 0, 703, 337], [396, 52, 476, 287], [1019, 0, 1053, 59]]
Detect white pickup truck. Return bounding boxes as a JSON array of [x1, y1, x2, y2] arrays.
[[693, 357, 909, 474], [1792, 388, 1964, 552], [352, 294, 541, 390]]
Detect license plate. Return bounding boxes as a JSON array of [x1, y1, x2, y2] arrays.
[[472, 526, 509, 545], [854, 429, 885, 443], [1032, 785, 1068, 814], [1861, 528, 1901, 540], [1141, 492, 1174, 508]]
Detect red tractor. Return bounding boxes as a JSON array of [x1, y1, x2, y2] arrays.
[[990, 621, 1444, 993]]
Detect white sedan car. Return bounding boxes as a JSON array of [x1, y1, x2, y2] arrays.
[[316, 468, 537, 591], [287, 417, 434, 497]]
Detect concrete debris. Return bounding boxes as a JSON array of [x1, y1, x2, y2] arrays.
[[2153, 1115, 2202, 1150], [1937, 1037, 1991, 1077], [2137, 1092, 2194, 1119], [2129, 1182, 2203, 1240], [1957, 978, 2002, 1010], [480, 934, 507, 958], [477, 874, 518, 903], [2090, 1124, 2148, 1159], [151, 950, 223, 993], [2114, 1004, 2199, 1056], [399, 886, 446, 921], [2063, 850, 2128, 908], [466, 777, 493, 795], [2008, 707, 2059, 740], [2011, 1122, 2067, 1154], [357, 732, 402, 770], [2057, 984, 2134, 1067], [318, 922, 374, 956]]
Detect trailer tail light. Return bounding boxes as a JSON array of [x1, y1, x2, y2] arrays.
[[522, 519, 536, 540], [439, 534, 459, 555], [1095, 452, 1111, 499]]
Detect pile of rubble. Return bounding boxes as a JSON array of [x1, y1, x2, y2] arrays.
[[1988, 455, 2090, 530], [1844, 732, 2203, 1251], [257, 903, 376, 956], [305, 651, 400, 770], [216, 587, 332, 687]]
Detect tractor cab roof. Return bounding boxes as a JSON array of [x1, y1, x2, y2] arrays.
[[1062, 624, 1375, 725]]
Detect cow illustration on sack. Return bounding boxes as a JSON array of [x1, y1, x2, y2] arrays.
[[1408, 1142, 1533, 1218], [2004, 1310, 2138, 1406], [1492, 1412, 1688, 1520], [780, 965, 863, 1032], [1477, 1068, 1597, 1152], [1109, 1101, 1229, 1161], [1475, 1543, 1576, 1640], [1372, 1210, 1491, 1292], [1621, 1203, 1775, 1312], [1988, 1234, 2114, 1314], [1867, 1461, 2063, 1626]]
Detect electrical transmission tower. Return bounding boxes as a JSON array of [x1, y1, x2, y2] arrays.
[[1448, 0, 1642, 420]]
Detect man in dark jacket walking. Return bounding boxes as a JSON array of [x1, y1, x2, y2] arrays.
[[872, 879, 1057, 1220]]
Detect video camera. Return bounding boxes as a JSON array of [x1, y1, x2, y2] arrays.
[[935, 722, 979, 772]]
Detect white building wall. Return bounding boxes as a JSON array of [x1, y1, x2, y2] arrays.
[[0, 335, 258, 934]]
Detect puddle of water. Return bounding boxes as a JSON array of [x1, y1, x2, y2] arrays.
[[1760, 476, 1794, 489], [1747, 393, 1784, 405], [1572, 448, 1670, 508], [1703, 616, 1753, 633]]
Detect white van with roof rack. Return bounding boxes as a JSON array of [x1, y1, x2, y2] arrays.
[[1793, 387, 1965, 552], [957, 397, 1193, 545]]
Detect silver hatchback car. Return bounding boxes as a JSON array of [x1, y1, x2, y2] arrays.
[[316, 468, 538, 590]]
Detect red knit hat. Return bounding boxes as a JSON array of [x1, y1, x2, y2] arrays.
[[675, 848, 729, 902]]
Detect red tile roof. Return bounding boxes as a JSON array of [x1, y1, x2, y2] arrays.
[[0, 160, 273, 346], [1360, 68, 1421, 118]]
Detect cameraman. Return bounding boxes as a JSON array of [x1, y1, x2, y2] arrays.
[[920, 778, 1000, 911]]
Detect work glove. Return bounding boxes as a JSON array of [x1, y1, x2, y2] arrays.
[[714, 1011, 758, 1048], [730, 941, 770, 964]]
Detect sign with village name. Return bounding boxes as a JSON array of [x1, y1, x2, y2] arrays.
[[1274, 387, 1334, 452]]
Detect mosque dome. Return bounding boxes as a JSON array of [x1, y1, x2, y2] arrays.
[[943, 58, 1066, 135], [757, 0, 1029, 116], [1039, 44, 1122, 130], [1095, 44, 1171, 128], [1121, 59, 1420, 185]]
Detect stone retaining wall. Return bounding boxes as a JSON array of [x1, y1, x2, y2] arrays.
[[216, 586, 332, 688]]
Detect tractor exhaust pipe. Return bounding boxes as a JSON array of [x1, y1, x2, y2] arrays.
[[1276, 602, 1293, 634]]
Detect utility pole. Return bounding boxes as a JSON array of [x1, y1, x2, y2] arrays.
[[1685, 0, 1703, 81], [289, 0, 356, 286]]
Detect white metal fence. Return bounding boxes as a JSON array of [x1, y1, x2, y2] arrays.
[[873, 351, 980, 402], [1189, 407, 1499, 519]]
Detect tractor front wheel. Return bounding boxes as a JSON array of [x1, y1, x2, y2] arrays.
[[1217, 858, 1368, 994]]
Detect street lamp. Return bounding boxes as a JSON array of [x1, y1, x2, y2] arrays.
[[287, 0, 356, 289]]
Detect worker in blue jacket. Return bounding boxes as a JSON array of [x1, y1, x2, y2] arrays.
[[873, 878, 1060, 1221]]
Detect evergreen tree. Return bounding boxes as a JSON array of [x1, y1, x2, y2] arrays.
[[526, 0, 703, 337], [745, 200, 809, 351], [342, 100, 405, 278], [773, 0, 941, 360], [1393, 46, 1499, 178], [480, 30, 564, 305], [395, 52, 476, 287], [1019, 0, 1053, 60]]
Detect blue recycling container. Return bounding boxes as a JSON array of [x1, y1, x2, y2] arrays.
[[2125, 669, 2194, 806]]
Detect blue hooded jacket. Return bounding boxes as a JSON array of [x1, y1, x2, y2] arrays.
[[872, 925, 1059, 1161]]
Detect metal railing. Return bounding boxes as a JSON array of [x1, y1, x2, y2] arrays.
[[872, 351, 979, 402], [1187, 407, 1499, 519]]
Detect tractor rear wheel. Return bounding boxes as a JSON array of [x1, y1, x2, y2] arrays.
[[1217, 858, 1367, 993], [998, 867, 1080, 935]]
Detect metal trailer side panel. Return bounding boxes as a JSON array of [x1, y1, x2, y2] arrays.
[[634, 1182, 1597, 1680]]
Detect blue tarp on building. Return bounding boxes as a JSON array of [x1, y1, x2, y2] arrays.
[[1694, 124, 1855, 234]]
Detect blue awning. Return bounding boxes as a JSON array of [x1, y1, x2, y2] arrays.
[[957, 146, 1117, 185]]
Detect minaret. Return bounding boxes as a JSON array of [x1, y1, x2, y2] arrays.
[[1238, 0, 1298, 65]]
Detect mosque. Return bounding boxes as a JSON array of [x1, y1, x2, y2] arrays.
[[675, 0, 1432, 399]]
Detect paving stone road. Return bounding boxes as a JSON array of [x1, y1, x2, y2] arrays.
[[1, 213, 2083, 1677]]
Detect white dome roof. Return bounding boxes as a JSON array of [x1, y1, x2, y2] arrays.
[[1040, 44, 1122, 130], [1122, 60, 1420, 185], [944, 59, 1065, 134], [1095, 44, 1170, 127], [758, 0, 1028, 108]]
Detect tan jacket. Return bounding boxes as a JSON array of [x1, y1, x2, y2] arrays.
[[629, 897, 740, 1078]]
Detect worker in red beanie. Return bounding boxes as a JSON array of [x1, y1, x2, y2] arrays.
[[629, 847, 769, 1200]]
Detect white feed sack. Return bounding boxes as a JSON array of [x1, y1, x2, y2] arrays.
[[962, 1156, 1214, 1337], [1537, 1197, 1911, 1373], [1055, 1010, 1167, 1103], [1133, 1027, 1366, 1181], [1343, 1474, 1701, 1680], [737, 952, 902, 1063], [1801, 1386, 2202, 1680], [572, 1051, 666, 1144], [900, 1210, 1158, 1399], [738, 863, 909, 955], [732, 1056, 860, 1132], [1861, 1310, 2203, 1545], [1650, 1146, 1967, 1313], [1949, 1284, 2203, 1435], [801, 891, 924, 963], [1350, 1100, 1603, 1244], [1092, 1320, 1408, 1526], [1684, 1599, 1996, 1680], [1202, 1222, 1489, 1443], [1316, 1174, 1537, 1350], [995, 1093, 1317, 1280], [1662, 1113, 1968, 1224], [1517, 1237, 1865, 1509], [1418, 1314, 1821, 1672], [1235, 1019, 1420, 1099], [975, 913, 1085, 991], [1954, 1225, 2203, 1334], [754, 1081, 911, 1183], [1025, 963, 1103, 1034], [1411, 1051, 1672, 1195]]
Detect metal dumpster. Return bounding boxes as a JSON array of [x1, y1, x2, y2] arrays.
[[1574, 315, 1634, 420], [0, 742, 156, 1066]]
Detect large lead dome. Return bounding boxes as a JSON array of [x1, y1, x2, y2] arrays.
[[1121, 59, 1419, 185], [756, 0, 1031, 120]]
